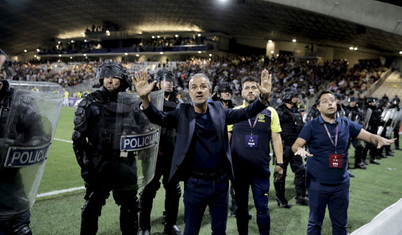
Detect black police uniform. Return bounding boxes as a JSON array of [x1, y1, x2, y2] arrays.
[[345, 101, 366, 168], [139, 89, 182, 235], [362, 99, 383, 164], [390, 98, 401, 150], [275, 102, 307, 206], [0, 80, 45, 235], [212, 82, 238, 217], [72, 64, 139, 235], [305, 104, 320, 122]]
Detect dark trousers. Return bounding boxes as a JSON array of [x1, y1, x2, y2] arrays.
[[234, 168, 270, 235], [0, 211, 31, 235], [81, 186, 139, 235], [183, 173, 228, 235], [307, 180, 349, 235], [347, 139, 364, 166], [274, 144, 306, 201], [394, 124, 400, 148], [140, 155, 181, 230]]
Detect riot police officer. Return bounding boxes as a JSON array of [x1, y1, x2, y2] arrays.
[[390, 97, 401, 150], [362, 97, 382, 165], [0, 50, 34, 235], [0, 50, 33, 235], [304, 103, 320, 122], [345, 96, 366, 169], [139, 69, 182, 235], [212, 81, 238, 217], [274, 88, 308, 207], [212, 81, 235, 109], [72, 61, 140, 235], [335, 93, 346, 118], [1, 50, 64, 235]]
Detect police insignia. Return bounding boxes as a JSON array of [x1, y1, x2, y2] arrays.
[[4, 143, 51, 168], [120, 130, 159, 152]]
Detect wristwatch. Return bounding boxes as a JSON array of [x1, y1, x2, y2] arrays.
[[276, 163, 285, 168]]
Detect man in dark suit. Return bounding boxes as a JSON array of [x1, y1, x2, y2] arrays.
[[133, 70, 281, 235]]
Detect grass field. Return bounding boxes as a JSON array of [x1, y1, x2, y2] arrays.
[[30, 106, 402, 234]]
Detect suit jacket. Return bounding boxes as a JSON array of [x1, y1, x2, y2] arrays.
[[143, 99, 268, 182]]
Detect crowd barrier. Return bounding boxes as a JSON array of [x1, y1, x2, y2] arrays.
[[351, 198, 402, 235]]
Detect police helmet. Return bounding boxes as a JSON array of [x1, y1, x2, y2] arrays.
[[391, 97, 400, 105], [377, 98, 388, 108], [365, 97, 377, 104], [96, 60, 131, 91], [348, 96, 358, 103], [335, 93, 345, 101], [214, 82, 232, 95], [280, 87, 298, 103], [156, 68, 176, 84]]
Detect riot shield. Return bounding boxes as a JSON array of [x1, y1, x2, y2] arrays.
[[114, 89, 164, 189], [0, 82, 63, 220], [386, 108, 400, 138], [362, 108, 372, 130], [377, 108, 392, 135]]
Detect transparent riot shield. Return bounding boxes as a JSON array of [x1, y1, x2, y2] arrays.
[[0, 82, 63, 220], [114, 89, 164, 189]]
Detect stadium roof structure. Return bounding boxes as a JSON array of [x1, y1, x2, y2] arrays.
[[1, 0, 402, 57]]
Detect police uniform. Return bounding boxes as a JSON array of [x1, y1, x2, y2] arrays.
[[344, 97, 366, 169], [305, 104, 320, 122], [228, 104, 281, 235], [275, 102, 308, 206], [390, 98, 401, 150], [72, 62, 140, 235], [0, 81, 36, 235], [362, 98, 383, 165], [139, 69, 182, 235]]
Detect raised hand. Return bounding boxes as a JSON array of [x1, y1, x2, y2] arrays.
[[131, 70, 156, 98], [257, 69, 272, 97]]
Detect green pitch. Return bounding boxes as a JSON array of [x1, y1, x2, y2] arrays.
[[30, 107, 402, 234]]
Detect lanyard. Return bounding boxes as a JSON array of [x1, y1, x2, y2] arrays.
[[248, 117, 258, 135], [323, 123, 338, 154]]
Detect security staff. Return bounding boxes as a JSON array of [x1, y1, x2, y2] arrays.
[[72, 61, 139, 235], [292, 91, 394, 235], [274, 88, 308, 208], [345, 96, 366, 169], [139, 69, 182, 235], [228, 75, 284, 234]]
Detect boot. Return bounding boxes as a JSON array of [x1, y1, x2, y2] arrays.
[[163, 224, 183, 235], [120, 207, 138, 235], [295, 195, 309, 206]]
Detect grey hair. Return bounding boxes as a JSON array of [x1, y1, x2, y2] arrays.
[[189, 73, 211, 89]]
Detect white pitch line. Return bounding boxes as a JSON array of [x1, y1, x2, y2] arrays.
[[37, 186, 85, 198], [54, 138, 73, 144]]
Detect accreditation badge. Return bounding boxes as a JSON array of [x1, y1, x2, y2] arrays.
[[245, 135, 258, 148], [329, 154, 342, 168]]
